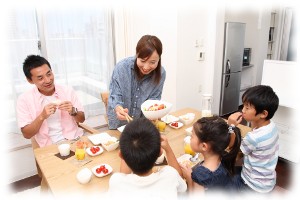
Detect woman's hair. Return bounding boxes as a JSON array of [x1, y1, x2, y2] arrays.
[[23, 55, 51, 80], [242, 85, 279, 120], [120, 117, 161, 175], [193, 116, 241, 176], [134, 35, 163, 85]]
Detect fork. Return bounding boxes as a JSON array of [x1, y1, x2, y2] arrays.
[[69, 136, 81, 144], [189, 153, 200, 162]]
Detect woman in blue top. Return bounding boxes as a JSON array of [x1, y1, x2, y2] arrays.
[[107, 35, 166, 129]]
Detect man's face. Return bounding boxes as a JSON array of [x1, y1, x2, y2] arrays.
[[27, 64, 55, 96]]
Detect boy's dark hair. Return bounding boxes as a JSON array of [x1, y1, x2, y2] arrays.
[[23, 55, 51, 80], [193, 116, 241, 176], [242, 85, 279, 120], [120, 117, 161, 175]]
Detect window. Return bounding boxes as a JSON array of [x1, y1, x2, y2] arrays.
[[5, 7, 115, 134]]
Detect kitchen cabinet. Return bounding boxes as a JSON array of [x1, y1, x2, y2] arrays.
[[267, 11, 276, 59]]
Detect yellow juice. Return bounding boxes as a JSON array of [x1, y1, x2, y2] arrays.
[[184, 143, 195, 156], [157, 121, 166, 132], [75, 148, 85, 160]]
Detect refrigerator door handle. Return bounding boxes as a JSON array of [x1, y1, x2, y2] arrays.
[[226, 59, 231, 74], [225, 74, 230, 87]]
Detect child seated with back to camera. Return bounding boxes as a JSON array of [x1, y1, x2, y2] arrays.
[[228, 85, 279, 193], [107, 117, 187, 200], [180, 116, 242, 196]]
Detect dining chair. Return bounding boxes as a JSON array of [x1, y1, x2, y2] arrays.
[[100, 91, 109, 123]]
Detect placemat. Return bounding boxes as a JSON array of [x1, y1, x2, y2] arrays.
[[55, 150, 75, 160]]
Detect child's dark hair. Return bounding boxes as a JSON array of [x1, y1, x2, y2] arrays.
[[23, 55, 51, 80], [120, 117, 161, 175], [242, 85, 279, 120], [193, 116, 241, 176]]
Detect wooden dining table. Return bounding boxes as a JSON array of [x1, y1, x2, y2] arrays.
[[34, 108, 251, 198]]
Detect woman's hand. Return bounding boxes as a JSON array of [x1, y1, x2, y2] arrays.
[[115, 105, 129, 121]]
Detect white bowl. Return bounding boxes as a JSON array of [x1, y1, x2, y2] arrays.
[[76, 168, 92, 184], [179, 113, 195, 125], [141, 100, 172, 120], [102, 137, 119, 152]]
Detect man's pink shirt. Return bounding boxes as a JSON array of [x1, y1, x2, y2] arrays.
[[17, 85, 84, 147]]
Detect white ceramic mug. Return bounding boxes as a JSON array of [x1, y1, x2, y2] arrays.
[[58, 143, 71, 156]]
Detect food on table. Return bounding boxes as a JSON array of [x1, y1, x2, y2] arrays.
[[156, 121, 166, 132], [170, 122, 179, 127], [104, 140, 116, 146], [144, 103, 166, 111], [75, 140, 88, 160], [75, 148, 85, 160], [89, 146, 101, 154], [95, 165, 109, 174], [52, 99, 62, 105]]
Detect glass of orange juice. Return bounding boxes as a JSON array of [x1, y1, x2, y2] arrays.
[[157, 120, 167, 133], [184, 136, 195, 156], [75, 140, 87, 161]]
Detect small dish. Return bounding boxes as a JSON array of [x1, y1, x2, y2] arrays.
[[86, 146, 104, 156], [161, 115, 179, 124], [169, 121, 183, 129], [185, 127, 193, 136], [102, 137, 119, 152], [117, 124, 126, 133], [92, 164, 113, 177], [88, 132, 112, 145], [179, 113, 195, 125]]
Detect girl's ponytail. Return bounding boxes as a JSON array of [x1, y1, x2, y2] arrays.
[[222, 125, 242, 176]]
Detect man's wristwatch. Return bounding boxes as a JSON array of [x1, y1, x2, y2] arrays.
[[70, 107, 78, 116]]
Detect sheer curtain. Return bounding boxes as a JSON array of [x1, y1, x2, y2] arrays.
[[5, 7, 115, 135]]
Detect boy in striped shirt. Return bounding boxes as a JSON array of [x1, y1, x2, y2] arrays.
[[228, 85, 279, 193]]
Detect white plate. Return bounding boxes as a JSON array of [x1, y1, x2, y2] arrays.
[[92, 164, 113, 177], [177, 154, 192, 164], [169, 121, 183, 129], [185, 127, 193, 135], [86, 146, 104, 156], [117, 125, 126, 133], [88, 132, 112, 145], [161, 115, 179, 124]]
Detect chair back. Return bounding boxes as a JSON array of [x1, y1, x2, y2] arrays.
[[100, 92, 109, 123]]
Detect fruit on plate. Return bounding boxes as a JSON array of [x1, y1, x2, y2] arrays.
[[90, 146, 101, 154], [170, 122, 179, 127], [95, 165, 109, 174], [145, 103, 166, 111]]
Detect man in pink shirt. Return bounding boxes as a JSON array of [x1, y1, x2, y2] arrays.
[[17, 55, 85, 147]]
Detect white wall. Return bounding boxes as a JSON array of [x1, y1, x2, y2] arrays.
[[115, 4, 274, 115]]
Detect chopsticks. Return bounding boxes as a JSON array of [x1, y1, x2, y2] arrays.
[[125, 114, 133, 123], [119, 106, 133, 122]]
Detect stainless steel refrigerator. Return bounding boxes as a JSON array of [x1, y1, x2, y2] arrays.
[[219, 22, 245, 116]]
